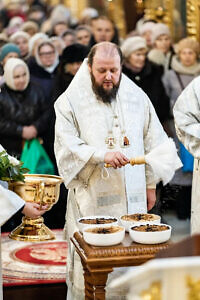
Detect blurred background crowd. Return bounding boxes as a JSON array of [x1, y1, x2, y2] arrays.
[[0, 0, 196, 232]]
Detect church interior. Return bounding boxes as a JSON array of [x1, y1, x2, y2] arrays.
[[0, 0, 200, 299]]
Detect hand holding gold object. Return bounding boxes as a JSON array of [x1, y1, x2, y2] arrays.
[[8, 174, 63, 242], [104, 156, 146, 168], [104, 139, 182, 186]]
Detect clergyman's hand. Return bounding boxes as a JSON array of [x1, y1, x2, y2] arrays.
[[22, 202, 48, 219], [104, 152, 129, 169], [146, 189, 156, 211]]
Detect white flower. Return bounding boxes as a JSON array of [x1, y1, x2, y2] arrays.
[[8, 156, 20, 166]]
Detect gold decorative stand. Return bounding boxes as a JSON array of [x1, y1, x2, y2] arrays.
[[9, 174, 63, 242]]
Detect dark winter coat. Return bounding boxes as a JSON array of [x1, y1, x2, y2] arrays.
[[122, 59, 170, 123], [27, 56, 57, 100], [0, 82, 51, 157]]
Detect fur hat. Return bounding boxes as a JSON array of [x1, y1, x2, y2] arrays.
[[176, 37, 200, 57], [0, 43, 20, 61], [4, 58, 30, 90], [21, 21, 39, 34], [61, 43, 89, 64], [10, 31, 30, 43], [151, 23, 171, 44], [121, 36, 147, 58], [81, 7, 98, 19], [138, 21, 156, 35]]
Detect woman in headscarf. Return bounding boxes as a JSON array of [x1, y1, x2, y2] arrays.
[[49, 36, 65, 56], [61, 29, 76, 48], [162, 37, 200, 219], [28, 32, 48, 57], [0, 57, 51, 158], [27, 39, 59, 100], [10, 31, 30, 60], [0, 42, 20, 87], [75, 25, 91, 47], [121, 36, 170, 126], [148, 23, 175, 72]]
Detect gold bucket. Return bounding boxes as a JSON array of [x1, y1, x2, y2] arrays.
[[8, 174, 63, 242]]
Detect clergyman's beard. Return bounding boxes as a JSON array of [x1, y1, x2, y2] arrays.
[[91, 72, 121, 103]]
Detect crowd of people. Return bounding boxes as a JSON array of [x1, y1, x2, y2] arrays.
[[0, 1, 198, 231]]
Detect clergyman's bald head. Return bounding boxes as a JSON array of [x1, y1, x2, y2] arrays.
[[88, 41, 122, 66]]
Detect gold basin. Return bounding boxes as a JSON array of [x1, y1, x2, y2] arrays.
[[8, 174, 63, 242]]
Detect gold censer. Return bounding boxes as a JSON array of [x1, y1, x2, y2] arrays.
[[8, 174, 63, 242]]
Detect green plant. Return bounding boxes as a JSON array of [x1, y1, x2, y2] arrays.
[[0, 151, 29, 182]]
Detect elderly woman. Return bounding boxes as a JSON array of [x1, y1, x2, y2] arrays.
[[0, 42, 20, 66], [121, 36, 170, 125], [163, 37, 200, 219], [27, 39, 59, 100], [138, 21, 156, 48], [21, 21, 39, 37], [28, 32, 48, 57], [0, 58, 50, 158], [10, 31, 30, 60], [0, 42, 21, 87], [61, 29, 76, 47], [148, 23, 175, 72], [75, 25, 92, 47], [50, 36, 65, 56]]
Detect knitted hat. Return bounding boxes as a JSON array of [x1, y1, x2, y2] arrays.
[[10, 31, 30, 43], [4, 58, 30, 91], [50, 5, 71, 24], [151, 23, 171, 44], [61, 43, 89, 64], [0, 43, 20, 62], [21, 21, 39, 34], [138, 22, 156, 35], [121, 36, 147, 58], [8, 16, 24, 29], [81, 7, 99, 19], [51, 18, 68, 28], [176, 37, 200, 57]]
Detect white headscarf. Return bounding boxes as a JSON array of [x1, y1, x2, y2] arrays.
[[28, 32, 48, 55], [10, 31, 30, 43], [35, 40, 59, 73], [4, 58, 30, 91]]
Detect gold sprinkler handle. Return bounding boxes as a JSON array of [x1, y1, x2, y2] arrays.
[[39, 181, 45, 209], [104, 156, 146, 168]]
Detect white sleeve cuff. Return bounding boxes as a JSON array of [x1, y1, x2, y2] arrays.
[[90, 150, 107, 164]]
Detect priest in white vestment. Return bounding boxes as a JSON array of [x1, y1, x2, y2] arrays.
[[54, 42, 181, 300], [173, 76, 200, 234]]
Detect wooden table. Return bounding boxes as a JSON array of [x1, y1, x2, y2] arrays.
[[71, 232, 170, 300]]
